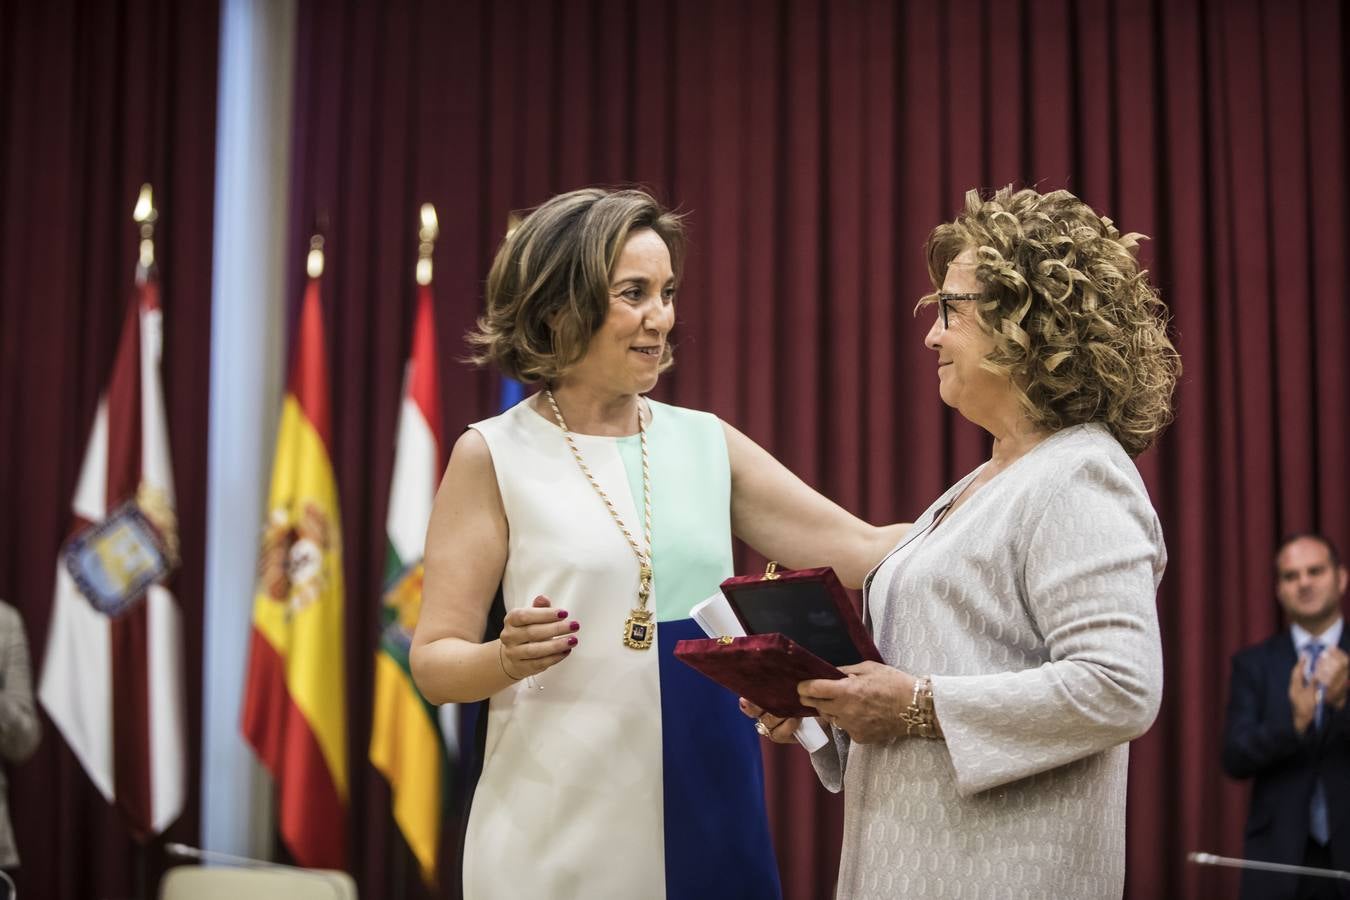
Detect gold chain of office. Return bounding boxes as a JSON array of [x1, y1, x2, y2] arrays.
[[545, 389, 655, 650]]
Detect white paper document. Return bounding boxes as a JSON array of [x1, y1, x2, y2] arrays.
[[690, 592, 829, 752]]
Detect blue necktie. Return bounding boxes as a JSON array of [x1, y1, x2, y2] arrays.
[[1307, 641, 1329, 845]]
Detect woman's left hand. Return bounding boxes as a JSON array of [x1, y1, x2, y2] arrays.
[[799, 662, 913, 744]]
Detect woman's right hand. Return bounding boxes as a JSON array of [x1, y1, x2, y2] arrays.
[[738, 698, 802, 744], [497, 595, 579, 681]]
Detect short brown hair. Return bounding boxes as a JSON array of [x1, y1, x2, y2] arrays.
[[1276, 533, 1343, 570], [922, 186, 1181, 456], [468, 187, 685, 382]]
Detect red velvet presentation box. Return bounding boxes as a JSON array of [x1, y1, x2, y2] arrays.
[[673, 565, 882, 718]]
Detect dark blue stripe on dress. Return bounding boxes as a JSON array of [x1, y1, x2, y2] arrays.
[[658, 618, 782, 899]]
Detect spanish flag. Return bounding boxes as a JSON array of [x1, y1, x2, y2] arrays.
[[241, 268, 348, 869], [369, 282, 448, 884]]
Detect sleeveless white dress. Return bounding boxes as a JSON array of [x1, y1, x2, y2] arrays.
[[463, 398, 780, 899]]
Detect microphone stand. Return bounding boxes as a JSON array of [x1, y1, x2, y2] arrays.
[[164, 842, 348, 900], [1189, 851, 1350, 882]]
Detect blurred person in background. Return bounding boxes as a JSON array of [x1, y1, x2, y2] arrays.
[[0, 599, 41, 899], [1224, 534, 1350, 900]]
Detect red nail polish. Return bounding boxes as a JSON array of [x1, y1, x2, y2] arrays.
[[569, 621, 580, 632], [556, 610, 568, 619], [567, 636, 578, 646]]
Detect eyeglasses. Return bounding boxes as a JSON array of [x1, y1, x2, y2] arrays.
[[936, 292, 982, 329]]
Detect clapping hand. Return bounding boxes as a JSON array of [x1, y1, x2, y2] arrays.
[[1289, 657, 1319, 733], [1313, 646, 1348, 710]]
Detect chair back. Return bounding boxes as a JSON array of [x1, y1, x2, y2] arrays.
[[158, 864, 358, 900]]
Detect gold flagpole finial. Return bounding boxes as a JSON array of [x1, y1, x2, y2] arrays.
[[416, 203, 439, 286], [133, 184, 155, 223], [307, 234, 325, 279], [134, 183, 157, 280]]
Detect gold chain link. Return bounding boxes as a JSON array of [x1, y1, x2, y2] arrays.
[[544, 390, 652, 609]]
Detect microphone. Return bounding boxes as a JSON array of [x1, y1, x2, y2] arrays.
[[1188, 851, 1350, 882], [164, 842, 352, 899]]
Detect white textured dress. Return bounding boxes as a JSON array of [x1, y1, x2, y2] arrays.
[[812, 424, 1166, 899], [463, 399, 779, 900]]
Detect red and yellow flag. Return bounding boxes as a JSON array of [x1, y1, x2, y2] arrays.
[[241, 273, 348, 869]]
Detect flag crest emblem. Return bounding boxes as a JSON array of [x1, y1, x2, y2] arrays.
[[258, 501, 337, 617], [380, 563, 424, 652], [62, 502, 172, 616]]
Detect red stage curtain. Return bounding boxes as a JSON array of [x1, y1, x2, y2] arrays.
[[5, 1, 1345, 899], [284, 2, 1348, 897], [0, 1, 219, 898]]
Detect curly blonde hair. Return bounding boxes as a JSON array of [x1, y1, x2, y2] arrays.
[[922, 187, 1180, 456], [468, 187, 684, 382]]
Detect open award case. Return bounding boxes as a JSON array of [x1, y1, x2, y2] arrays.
[[673, 563, 882, 717]]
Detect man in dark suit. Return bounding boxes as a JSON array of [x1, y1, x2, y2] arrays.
[[1224, 534, 1350, 900]]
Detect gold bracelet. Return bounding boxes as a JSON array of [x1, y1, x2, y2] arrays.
[[498, 641, 523, 681], [899, 676, 942, 739]]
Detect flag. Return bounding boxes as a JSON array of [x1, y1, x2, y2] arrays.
[[241, 273, 348, 869], [499, 377, 525, 409], [369, 283, 447, 884], [38, 274, 187, 838]]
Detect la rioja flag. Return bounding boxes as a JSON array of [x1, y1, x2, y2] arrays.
[[38, 273, 187, 838], [369, 282, 448, 884]]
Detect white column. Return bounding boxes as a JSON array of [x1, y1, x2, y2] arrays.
[[202, 0, 296, 859]]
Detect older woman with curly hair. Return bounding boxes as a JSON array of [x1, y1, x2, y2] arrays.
[[745, 186, 1180, 899]]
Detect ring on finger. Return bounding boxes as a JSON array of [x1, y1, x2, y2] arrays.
[[755, 720, 771, 737]]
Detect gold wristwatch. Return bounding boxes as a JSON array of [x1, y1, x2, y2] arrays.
[[899, 676, 942, 739]]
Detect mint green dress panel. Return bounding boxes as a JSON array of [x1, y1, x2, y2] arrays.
[[615, 401, 733, 623]]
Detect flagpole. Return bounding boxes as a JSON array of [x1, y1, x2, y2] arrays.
[[307, 233, 325, 279], [403, 205, 439, 896], [416, 202, 438, 286], [383, 204, 437, 896], [417, 201, 439, 894], [132, 182, 158, 900], [389, 201, 442, 893], [133, 183, 157, 287], [130, 182, 151, 900]]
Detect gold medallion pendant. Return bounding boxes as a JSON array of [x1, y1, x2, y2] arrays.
[[623, 607, 655, 650], [622, 563, 655, 651], [623, 564, 656, 647]]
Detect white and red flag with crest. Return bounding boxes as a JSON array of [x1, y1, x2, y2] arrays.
[[38, 272, 186, 838]]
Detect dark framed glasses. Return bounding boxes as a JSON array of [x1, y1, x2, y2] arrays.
[[936, 291, 982, 329]]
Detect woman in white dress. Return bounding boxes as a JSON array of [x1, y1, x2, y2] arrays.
[[746, 186, 1181, 899], [410, 187, 907, 899]]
